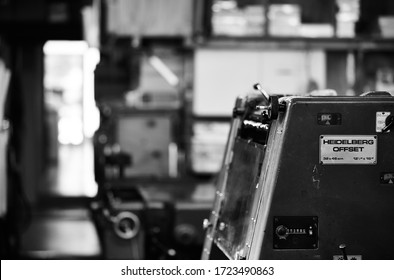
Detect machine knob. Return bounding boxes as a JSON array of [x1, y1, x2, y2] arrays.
[[113, 212, 141, 240], [339, 244, 348, 260], [175, 224, 197, 245], [275, 225, 289, 239]]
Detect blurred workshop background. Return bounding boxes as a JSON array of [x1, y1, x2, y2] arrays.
[[0, 0, 393, 260]]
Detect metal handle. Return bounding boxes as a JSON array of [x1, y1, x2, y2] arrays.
[[253, 83, 270, 103], [253, 83, 280, 120]]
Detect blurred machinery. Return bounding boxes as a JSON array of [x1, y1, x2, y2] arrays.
[[92, 100, 213, 260], [94, 104, 178, 180], [91, 180, 212, 260], [202, 85, 394, 260], [91, 37, 217, 259]]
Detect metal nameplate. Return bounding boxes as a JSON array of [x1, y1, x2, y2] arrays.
[[320, 135, 377, 165]]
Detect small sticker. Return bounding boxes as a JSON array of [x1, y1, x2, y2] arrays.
[[317, 113, 341, 126], [320, 135, 377, 165], [376, 112, 391, 132], [380, 173, 394, 184]]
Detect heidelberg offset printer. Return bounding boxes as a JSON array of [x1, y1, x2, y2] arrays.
[[202, 85, 394, 260]]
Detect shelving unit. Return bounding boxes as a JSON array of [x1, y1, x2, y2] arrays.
[[197, 0, 393, 92], [197, 37, 394, 51], [193, 36, 394, 94]]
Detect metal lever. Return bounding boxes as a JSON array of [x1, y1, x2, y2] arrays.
[[253, 83, 270, 103], [253, 83, 280, 120]]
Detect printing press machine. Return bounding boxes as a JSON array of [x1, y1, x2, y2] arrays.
[[91, 180, 213, 260], [201, 84, 394, 260]]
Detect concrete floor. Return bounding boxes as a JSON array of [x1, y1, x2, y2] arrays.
[[20, 139, 102, 259]]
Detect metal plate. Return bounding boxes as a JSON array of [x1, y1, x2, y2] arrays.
[[214, 138, 265, 259], [317, 113, 342, 126], [273, 216, 318, 250], [320, 135, 377, 165], [117, 115, 172, 176]]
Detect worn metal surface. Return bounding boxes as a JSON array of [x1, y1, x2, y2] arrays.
[[206, 95, 394, 260]]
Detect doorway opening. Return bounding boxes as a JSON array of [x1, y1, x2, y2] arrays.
[[43, 40, 100, 198]]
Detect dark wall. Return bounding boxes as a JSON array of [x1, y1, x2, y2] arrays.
[[18, 42, 45, 204], [358, 0, 394, 35], [0, 0, 88, 40], [0, 0, 89, 205]]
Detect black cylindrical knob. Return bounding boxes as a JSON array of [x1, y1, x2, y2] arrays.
[[339, 244, 348, 260]]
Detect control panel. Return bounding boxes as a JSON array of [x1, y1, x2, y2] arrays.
[[273, 216, 318, 250]]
